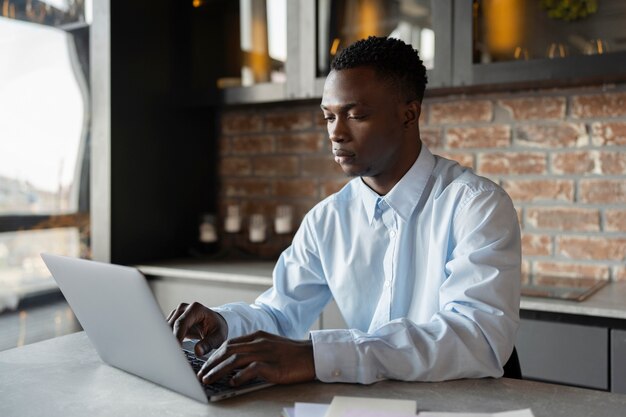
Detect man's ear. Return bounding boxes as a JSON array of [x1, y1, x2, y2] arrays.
[[404, 100, 421, 128]]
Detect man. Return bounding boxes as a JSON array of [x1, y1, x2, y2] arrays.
[[168, 36, 521, 387]]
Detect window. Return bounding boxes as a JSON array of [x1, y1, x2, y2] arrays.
[[0, 3, 90, 308]]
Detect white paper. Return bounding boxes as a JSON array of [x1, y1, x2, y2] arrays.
[[341, 410, 418, 417], [294, 402, 330, 417], [418, 408, 534, 417], [324, 396, 417, 417]]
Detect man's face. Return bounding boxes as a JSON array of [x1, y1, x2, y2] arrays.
[[320, 67, 408, 181]]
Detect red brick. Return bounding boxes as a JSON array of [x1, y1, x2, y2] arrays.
[[276, 132, 326, 153], [231, 135, 274, 154], [515, 123, 587, 148], [477, 152, 546, 175], [551, 151, 626, 175], [420, 127, 443, 149], [515, 207, 522, 226], [502, 179, 573, 202], [534, 275, 607, 288], [253, 156, 299, 177], [220, 157, 252, 176], [321, 178, 351, 198], [219, 137, 231, 155], [579, 180, 626, 204], [315, 111, 327, 129], [499, 97, 566, 121], [599, 151, 626, 175], [435, 152, 474, 169], [534, 261, 610, 280], [275, 179, 318, 198], [223, 179, 272, 197], [521, 260, 530, 285], [429, 100, 493, 124], [551, 151, 596, 175], [446, 125, 510, 149], [527, 207, 600, 231], [221, 112, 263, 134], [265, 110, 313, 132], [571, 92, 626, 118], [591, 121, 626, 146], [521, 233, 552, 256], [606, 210, 626, 232], [419, 104, 429, 126], [615, 266, 626, 281], [302, 156, 344, 177], [557, 236, 626, 261]]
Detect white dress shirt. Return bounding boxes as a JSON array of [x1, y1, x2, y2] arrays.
[[214, 145, 521, 384]]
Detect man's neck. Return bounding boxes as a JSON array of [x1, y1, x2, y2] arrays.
[[362, 140, 422, 196]]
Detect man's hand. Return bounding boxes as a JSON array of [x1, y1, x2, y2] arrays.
[[197, 331, 316, 387], [167, 302, 228, 356]]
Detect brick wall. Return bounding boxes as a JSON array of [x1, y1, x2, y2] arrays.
[[218, 85, 626, 284]]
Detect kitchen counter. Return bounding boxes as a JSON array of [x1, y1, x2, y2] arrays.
[[138, 260, 274, 287], [137, 260, 626, 320]]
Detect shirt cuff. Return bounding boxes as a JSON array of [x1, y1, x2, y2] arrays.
[[211, 306, 243, 340], [310, 329, 359, 383]]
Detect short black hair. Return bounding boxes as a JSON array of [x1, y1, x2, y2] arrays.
[[331, 36, 427, 102]]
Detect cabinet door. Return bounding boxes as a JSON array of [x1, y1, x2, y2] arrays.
[[516, 319, 608, 390], [611, 329, 626, 394], [314, 0, 453, 94], [149, 278, 270, 315], [453, 0, 626, 87]]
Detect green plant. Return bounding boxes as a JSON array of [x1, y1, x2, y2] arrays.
[[541, 0, 598, 21]]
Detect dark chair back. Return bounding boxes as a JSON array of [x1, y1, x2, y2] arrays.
[[503, 346, 522, 379]]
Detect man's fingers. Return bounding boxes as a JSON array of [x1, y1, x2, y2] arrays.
[[195, 332, 224, 357], [166, 303, 188, 328], [193, 333, 315, 385], [230, 361, 272, 386], [173, 303, 201, 341], [199, 351, 258, 385]]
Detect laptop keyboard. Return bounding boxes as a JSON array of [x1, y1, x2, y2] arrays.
[[183, 349, 265, 394]]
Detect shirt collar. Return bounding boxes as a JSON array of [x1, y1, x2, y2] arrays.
[[359, 145, 436, 225]]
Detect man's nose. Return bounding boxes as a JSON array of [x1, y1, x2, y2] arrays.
[[329, 118, 348, 143]]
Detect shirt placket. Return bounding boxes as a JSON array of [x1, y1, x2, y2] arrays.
[[370, 199, 396, 331]]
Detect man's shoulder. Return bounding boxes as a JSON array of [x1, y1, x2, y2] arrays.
[[432, 154, 506, 198]]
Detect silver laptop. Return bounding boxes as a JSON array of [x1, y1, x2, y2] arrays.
[[41, 253, 273, 403]]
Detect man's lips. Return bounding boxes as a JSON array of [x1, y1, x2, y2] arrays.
[[333, 149, 355, 157], [333, 149, 354, 165], [333, 149, 355, 164]]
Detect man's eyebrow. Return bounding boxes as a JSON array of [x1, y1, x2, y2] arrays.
[[320, 102, 363, 111]]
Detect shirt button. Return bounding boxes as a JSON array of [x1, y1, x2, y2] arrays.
[[332, 369, 342, 377], [384, 280, 391, 288], [389, 230, 396, 238], [377, 373, 384, 379]]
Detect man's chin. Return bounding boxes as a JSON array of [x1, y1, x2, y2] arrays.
[[339, 166, 370, 178]]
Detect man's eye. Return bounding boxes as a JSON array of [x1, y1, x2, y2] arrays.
[[324, 115, 335, 121], [348, 114, 365, 120]]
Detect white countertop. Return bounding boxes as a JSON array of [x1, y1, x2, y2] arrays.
[[3, 332, 626, 417], [520, 282, 626, 320], [137, 260, 275, 287], [137, 260, 626, 320]]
